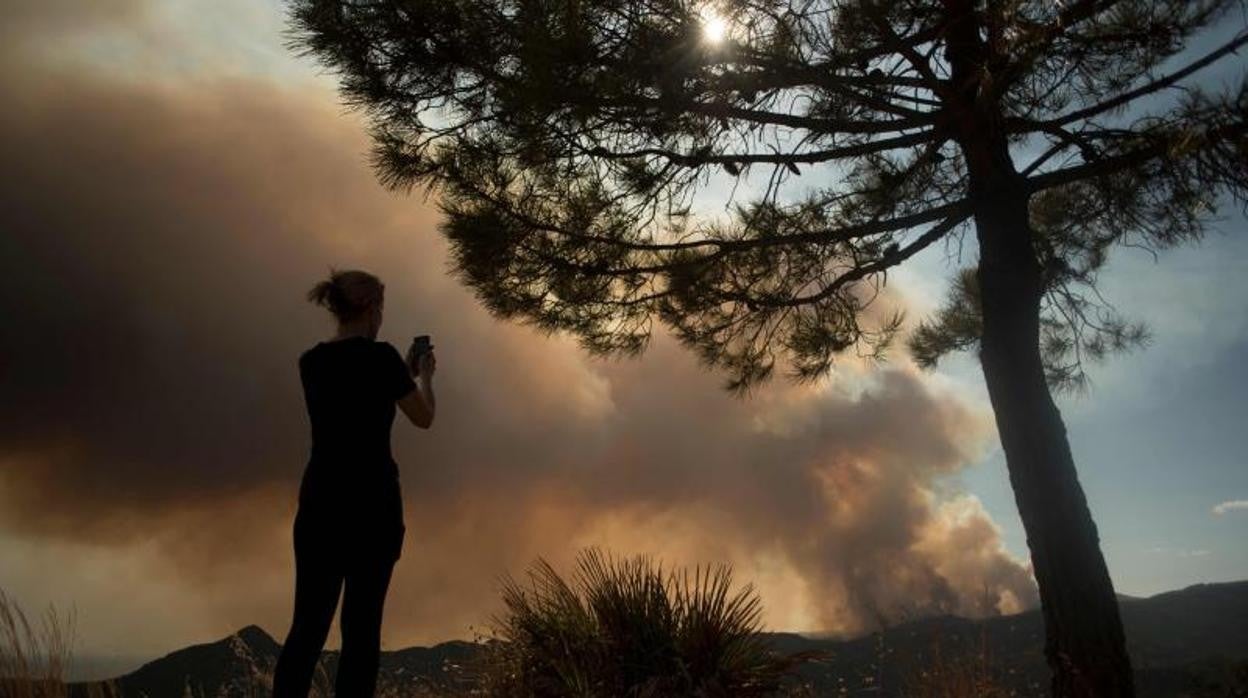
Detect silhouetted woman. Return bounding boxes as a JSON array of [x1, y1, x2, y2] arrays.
[[273, 269, 436, 697]]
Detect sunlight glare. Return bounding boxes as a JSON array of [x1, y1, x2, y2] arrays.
[[701, 8, 728, 44]]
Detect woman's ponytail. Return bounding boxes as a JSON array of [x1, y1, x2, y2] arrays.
[[307, 267, 382, 323]]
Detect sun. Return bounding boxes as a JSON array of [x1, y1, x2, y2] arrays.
[[701, 8, 729, 44]]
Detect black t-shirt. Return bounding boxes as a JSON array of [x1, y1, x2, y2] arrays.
[[296, 336, 416, 517]]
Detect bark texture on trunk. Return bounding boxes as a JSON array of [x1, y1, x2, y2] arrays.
[[940, 2, 1136, 694], [974, 181, 1135, 698]]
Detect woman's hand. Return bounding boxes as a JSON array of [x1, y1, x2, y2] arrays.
[[405, 339, 437, 378], [417, 349, 436, 379], [398, 349, 436, 428]]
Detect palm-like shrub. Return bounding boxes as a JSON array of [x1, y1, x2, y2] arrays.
[[473, 548, 816, 697]]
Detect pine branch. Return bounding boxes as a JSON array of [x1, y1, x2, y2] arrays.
[[1026, 119, 1248, 194], [580, 129, 937, 168], [1014, 30, 1248, 132], [722, 210, 971, 308]]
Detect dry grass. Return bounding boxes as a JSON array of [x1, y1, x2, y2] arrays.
[[899, 626, 1014, 698], [0, 587, 120, 698]]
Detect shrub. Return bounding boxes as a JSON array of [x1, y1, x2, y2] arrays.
[[472, 547, 817, 697]]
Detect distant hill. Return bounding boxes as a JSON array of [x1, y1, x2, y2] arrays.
[[774, 580, 1248, 696], [67, 625, 479, 697], [68, 580, 1248, 697]]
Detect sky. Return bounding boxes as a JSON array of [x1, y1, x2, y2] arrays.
[[0, 0, 1244, 681]]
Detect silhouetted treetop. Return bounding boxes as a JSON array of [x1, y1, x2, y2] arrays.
[[286, 0, 1246, 394]]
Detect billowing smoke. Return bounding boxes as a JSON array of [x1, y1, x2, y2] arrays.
[[0, 6, 1035, 657]]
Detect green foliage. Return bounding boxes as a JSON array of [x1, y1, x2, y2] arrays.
[[470, 548, 819, 697], [908, 268, 982, 371], [907, 264, 1152, 394]]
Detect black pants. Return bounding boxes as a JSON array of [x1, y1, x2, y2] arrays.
[[273, 506, 404, 697]]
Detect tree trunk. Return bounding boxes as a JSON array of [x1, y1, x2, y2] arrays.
[[939, 2, 1135, 691], [972, 174, 1135, 697]]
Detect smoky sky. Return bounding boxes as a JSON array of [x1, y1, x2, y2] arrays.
[[0, 11, 1036, 656]]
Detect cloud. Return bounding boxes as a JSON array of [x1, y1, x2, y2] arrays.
[[2, 0, 141, 36], [1142, 546, 1213, 558], [1213, 500, 1248, 515], [0, 19, 1035, 656]]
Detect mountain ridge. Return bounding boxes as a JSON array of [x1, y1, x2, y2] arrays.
[[68, 579, 1248, 697]]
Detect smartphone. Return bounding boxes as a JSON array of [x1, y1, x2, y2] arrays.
[[411, 335, 433, 375]]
